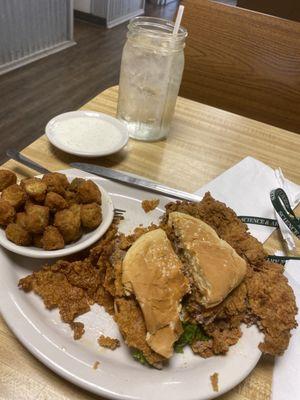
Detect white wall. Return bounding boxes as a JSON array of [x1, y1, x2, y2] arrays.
[[74, 0, 145, 27], [74, 0, 91, 13], [0, 0, 75, 75]]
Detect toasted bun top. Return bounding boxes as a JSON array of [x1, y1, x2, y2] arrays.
[[122, 228, 189, 358], [168, 212, 247, 308]]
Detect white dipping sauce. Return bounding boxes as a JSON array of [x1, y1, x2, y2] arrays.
[[52, 117, 124, 153]]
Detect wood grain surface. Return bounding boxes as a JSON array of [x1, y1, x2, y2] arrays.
[[237, 0, 300, 22], [180, 0, 300, 134], [1, 86, 300, 400]]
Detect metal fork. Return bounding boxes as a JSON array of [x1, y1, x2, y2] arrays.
[[114, 208, 125, 219]]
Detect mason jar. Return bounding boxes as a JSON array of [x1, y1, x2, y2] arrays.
[[117, 17, 187, 141]]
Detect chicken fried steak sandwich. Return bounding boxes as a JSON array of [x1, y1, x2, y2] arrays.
[[19, 193, 298, 368]]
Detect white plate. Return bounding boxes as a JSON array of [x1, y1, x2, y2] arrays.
[[0, 176, 114, 259], [0, 169, 262, 400], [46, 111, 129, 157]]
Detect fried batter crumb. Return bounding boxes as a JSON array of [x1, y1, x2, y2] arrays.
[[210, 373, 219, 392], [98, 335, 120, 350], [70, 322, 85, 340], [141, 199, 159, 213], [114, 297, 165, 368], [93, 361, 100, 369], [191, 339, 214, 358], [18, 259, 101, 323], [246, 261, 297, 355]]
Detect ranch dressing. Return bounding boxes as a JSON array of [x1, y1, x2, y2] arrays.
[[52, 117, 124, 153]]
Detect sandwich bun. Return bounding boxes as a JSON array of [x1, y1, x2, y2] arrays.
[[168, 212, 247, 308], [122, 228, 189, 358]]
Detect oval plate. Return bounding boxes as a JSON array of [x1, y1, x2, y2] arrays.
[[0, 169, 262, 400]]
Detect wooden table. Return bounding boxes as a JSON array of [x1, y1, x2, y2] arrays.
[[1, 86, 300, 400]]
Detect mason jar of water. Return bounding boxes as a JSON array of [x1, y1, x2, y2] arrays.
[[117, 17, 187, 141]]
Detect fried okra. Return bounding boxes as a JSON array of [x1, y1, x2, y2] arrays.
[[69, 178, 85, 193], [0, 170, 17, 191], [41, 226, 64, 250], [69, 203, 81, 219], [24, 200, 38, 213], [65, 190, 77, 206], [33, 234, 43, 248], [69, 204, 83, 239], [5, 223, 32, 246], [0, 200, 15, 226], [0, 170, 103, 251], [15, 212, 27, 229], [2, 184, 27, 209], [81, 203, 102, 230], [45, 192, 68, 212], [21, 178, 47, 202], [42, 173, 69, 196], [76, 180, 101, 204], [54, 209, 81, 243], [26, 205, 50, 234]]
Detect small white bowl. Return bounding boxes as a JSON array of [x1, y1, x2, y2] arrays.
[[0, 178, 114, 259], [46, 111, 129, 158]]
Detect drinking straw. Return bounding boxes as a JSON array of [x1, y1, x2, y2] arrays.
[[158, 5, 185, 136], [173, 5, 185, 35]]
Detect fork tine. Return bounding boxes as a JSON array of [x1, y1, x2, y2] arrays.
[[114, 211, 125, 217], [115, 208, 126, 213], [114, 209, 125, 218], [113, 212, 124, 221]]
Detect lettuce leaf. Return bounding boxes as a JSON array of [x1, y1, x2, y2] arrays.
[[174, 322, 210, 353], [132, 349, 149, 365]]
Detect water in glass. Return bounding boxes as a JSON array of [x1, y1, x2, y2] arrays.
[[117, 17, 187, 141]]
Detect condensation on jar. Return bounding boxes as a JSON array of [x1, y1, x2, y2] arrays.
[[117, 16, 187, 142]]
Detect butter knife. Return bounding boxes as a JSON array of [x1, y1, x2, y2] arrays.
[[6, 149, 50, 175], [71, 162, 201, 202]]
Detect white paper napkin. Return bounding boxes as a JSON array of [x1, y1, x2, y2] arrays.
[[196, 156, 300, 400]]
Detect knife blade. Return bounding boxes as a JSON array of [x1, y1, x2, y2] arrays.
[[71, 162, 202, 203], [6, 149, 51, 175]]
